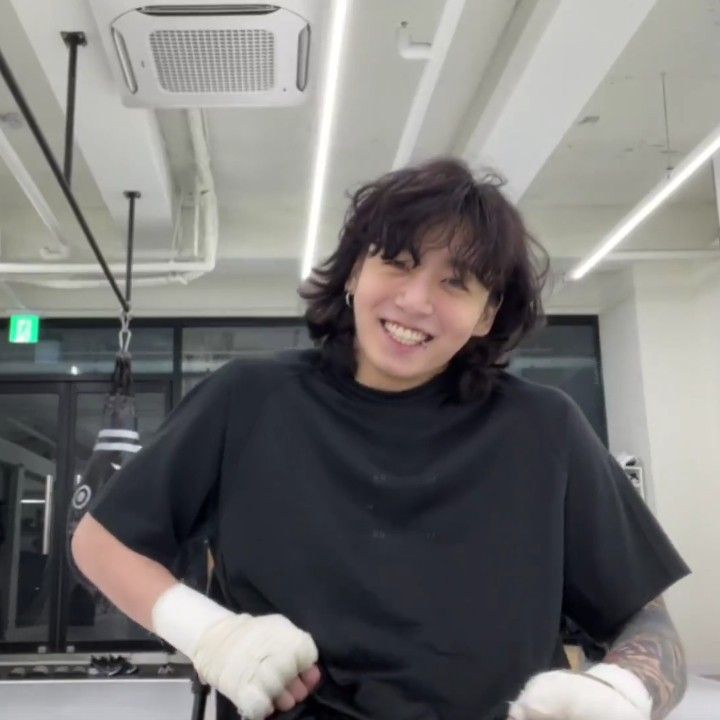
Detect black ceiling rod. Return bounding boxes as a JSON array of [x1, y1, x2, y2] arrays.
[[123, 191, 140, 306], [0, 43, 129, 313], [60, 31, 86, 186]]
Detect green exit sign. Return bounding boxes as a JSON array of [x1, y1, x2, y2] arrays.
[[9, 315, 40, 344]]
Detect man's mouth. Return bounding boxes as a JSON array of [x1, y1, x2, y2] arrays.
[[380, 319, 433, 346]]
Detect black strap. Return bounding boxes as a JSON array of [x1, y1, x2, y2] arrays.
[[111, 351, 134, 396]]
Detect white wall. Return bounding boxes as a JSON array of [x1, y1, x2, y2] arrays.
[[598, 259, 720, 675], [598, 279, 657, 512]]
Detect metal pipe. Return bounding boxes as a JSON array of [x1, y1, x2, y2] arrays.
[[1, 260, 210, 274], [0, 110, 218, 289], [42, 474, 55, 556], [19, 272, 204, 289], [61, 32, 86, 185], [0, 44, 129, 312], [124, 191, 140, 304], [396, 22, 432, 61]]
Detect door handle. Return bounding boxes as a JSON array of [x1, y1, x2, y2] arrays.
[[42, 474, 54, 556]]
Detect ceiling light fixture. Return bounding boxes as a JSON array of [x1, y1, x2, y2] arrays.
[[568, 118, 720, 281], [300, 0, 351, 280]]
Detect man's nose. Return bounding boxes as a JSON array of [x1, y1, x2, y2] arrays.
[[395, 273, 434, 314]]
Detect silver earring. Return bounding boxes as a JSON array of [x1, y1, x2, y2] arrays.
[[345, 291, 353, 308]]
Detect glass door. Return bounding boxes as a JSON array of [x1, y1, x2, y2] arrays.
[[0, 384, 64, 652], [0, 378, 173, 653], [60, 380, 172, 652]]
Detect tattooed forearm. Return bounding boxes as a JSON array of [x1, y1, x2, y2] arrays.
[[602, 596, 688, 720]]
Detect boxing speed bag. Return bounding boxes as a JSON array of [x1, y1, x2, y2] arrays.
[[66, 352, 140, 594]]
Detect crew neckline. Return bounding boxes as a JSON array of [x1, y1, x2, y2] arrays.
[[323, 361, 455, 404]]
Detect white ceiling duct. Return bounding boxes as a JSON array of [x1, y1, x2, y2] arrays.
[[1, 109, 219, 290], [99, 3, 311, 108]]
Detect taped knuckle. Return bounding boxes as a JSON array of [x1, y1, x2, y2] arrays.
[[293, 631, 318, 669], [253, 657, 286, 699], [234, 682, 273, 720]]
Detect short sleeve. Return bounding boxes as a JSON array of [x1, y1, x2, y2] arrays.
[[88, 360, 236, 570], [561, 396, 691, 642]]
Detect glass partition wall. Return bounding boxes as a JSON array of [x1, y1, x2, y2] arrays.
[[0, 316, 604, 654]]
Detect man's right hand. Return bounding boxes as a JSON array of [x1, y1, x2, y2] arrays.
[[193, 612, 320, 719], [151, 584, 321, 720]]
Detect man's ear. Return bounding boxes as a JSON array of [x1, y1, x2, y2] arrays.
[[471, 296, 502, 338]]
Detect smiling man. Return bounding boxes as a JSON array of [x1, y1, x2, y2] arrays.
[[73, 158, 690, 720]]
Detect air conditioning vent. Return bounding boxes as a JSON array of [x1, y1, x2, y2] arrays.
[[108, 3, 310, 107], [150, 28, 275, 93]]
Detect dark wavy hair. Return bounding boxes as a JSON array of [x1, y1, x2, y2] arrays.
[[297, 157, 551, 402]]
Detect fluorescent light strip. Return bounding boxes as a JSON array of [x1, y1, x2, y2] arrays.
[[301, 0, 351, 280], [569, 119, 720, 281]]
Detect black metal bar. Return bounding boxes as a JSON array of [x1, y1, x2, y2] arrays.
[[172, 325, 182, 407], [124, 191, 140, 305], [61, 31, 86, 185], [54, 380, 76, 652], [190, 672, 210, 720], [0, 44, 129, 313]]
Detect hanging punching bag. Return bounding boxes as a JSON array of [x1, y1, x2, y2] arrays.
[[66, 351, 140, 598]]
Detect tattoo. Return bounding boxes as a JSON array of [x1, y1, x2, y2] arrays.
[[603, 596, 688, 720]]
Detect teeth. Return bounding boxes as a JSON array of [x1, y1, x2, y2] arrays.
[[383, 321, 429, 345]]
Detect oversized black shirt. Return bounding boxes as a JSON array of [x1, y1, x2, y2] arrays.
[[90, 349, 691, 720]]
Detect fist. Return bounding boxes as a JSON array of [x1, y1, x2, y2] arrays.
[[507, 668, 650, 720], [193, 613, 321, 720]]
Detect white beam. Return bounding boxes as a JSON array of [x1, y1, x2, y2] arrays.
[[459, 0, 658, 202], [392, 0, 467, 170], [8, 0, 173, 237]]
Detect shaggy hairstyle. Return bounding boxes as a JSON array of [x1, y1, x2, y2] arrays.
[[297, 157, 551, 403]]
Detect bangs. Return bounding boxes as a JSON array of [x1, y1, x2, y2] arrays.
[[367, 207, 509, 299]]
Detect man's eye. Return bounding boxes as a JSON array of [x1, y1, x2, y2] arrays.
[[446, 277, 468, 289], [384, 259, 409, 270]]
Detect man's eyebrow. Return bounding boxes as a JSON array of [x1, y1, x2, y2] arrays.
[[448, 259, 472, 275]]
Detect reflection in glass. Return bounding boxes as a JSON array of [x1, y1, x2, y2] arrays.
[[182, 324, 312, 396], [510, 322, 606, 442], [0, 393, 59, 645], [0, 327, 173, 376]]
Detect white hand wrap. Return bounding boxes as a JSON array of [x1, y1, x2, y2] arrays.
[[151, 584, 318, 720], [508, 663, 652, 720]]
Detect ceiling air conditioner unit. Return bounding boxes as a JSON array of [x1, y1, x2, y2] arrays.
[[103, 4, 311, 107]]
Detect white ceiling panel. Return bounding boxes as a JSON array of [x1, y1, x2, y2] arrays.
[[0, 0, 717, 316], [523, 0, 720, 207]]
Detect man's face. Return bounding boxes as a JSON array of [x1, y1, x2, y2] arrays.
[[346, 237, 499, 393]]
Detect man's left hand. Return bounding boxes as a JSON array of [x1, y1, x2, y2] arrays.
[[507, 664, 652, 720]]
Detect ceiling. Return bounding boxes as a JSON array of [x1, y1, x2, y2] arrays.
[[0, 0, 718, 317]]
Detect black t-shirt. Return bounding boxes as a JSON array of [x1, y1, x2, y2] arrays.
[[89, 349, 690, 720]]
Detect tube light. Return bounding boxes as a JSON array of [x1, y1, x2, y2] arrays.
[[568, 119, 720, 281], [300, 0, 351, 281]]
